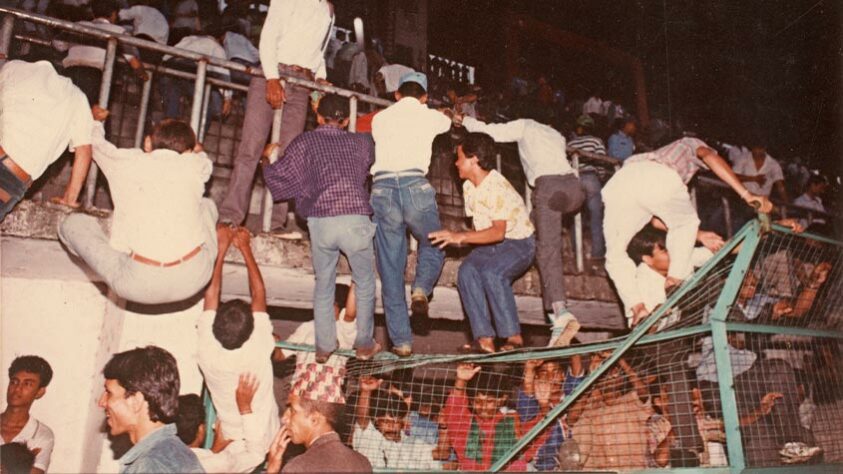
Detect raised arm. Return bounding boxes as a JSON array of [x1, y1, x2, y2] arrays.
[[203, 224, 234, 311], [355, 376, 382, 429], [232, 227, 267, 313]]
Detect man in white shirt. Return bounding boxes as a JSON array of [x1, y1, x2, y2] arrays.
[[58, 107, 218, 304], [725, 142, 788, 234], [453, 113, 584, 347], [222, 25, 260, 84], [370, 72, 452, 357], [218, 0, 334, 232], [1, 356, 55, 474], [792, 174, 828, 229], [118, 1, 169, 62], [198, 225, 280, 472], [0, 60, 95, 221]]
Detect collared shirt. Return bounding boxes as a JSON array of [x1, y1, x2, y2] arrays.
[[119, 424, 203, 473], [259, 0, 333, 80], [0, 60, 94, 178], [626, 137, 709, 184], [607, 130, 635, 160], [197, 310, 279, 457], [729, 147, 784, 197], [572, 391, 653, 470], [90, 122, 212, 260], [191, 413, 265, 472], [462, 117, 573, 186], [793, 193, 826, 227], [119, 5, 169, 44], [54, 18, 134, 70], [264, 125, 374, 218], [567, 133, 606, 173], [166, 35, 232, 98], [224, 31, 260, 63], [0, 416, 54, 472], [463, 170, 534, 240], [371, 97, 451, 174], [352, 423, 440, 470]]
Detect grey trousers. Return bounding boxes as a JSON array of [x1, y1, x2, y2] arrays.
[[58, 199, 218, 305], [531, 173, 585, 312], [218, 66, 312, 229]]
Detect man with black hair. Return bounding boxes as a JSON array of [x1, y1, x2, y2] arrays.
[[451, 112, 583, 349], [263, 93, 379, 362], [793, 174, 829, 229], [568, 114, 609, 269], [607, 117, 636, 161], [371, 72, 452, 357], [99, 346, 202, 473], [430, 132, 535, 353], [58, 106, 218, 304], [0, 442, 36, 474], [198, 225, 278, 472], [352, 376, 440, 470], [1, 356, 55, 474], [176, 374, 266, 472]]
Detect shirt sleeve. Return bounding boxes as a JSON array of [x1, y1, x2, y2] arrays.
[[767, 157, 784, 182], [462, 117, 524, 143], [30, 425, 54, 471], [336, 319, 357, 350], [263, 135, 307, 201], [516, 388, 540, 422], [118, 6, 136, 21], [68, 92, 95, 150], [90, 122, 140, 172], [258, 0, 292, 80]]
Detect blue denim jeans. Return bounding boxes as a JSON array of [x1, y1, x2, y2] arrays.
[[307, 214, 377, 353], [457, 236, 536, 340], [0, 159, 29, 222], [371, 175, 445, 347], [579, 170, 605, 258]]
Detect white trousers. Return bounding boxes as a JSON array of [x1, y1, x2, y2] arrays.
[[602, 161, 700, 319]]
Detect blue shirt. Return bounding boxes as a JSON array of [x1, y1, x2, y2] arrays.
[[119, 424, 204, 473], [607, 131, 635, 161]]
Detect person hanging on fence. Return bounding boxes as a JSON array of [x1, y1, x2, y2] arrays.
[[217, 0, 334, 234], [429, 132, 536, 353], [351, 376, 442, 470], [601, 136, 773, 328], [58, 106, 218, 304], [370, 72, 452, 358], [450, 110, 584, 349], [0, 60, 94, 221], [197, 224, 279, 472], [262, 93, 380, 362]]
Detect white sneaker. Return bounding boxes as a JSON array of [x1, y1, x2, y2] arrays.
[[548, 311, 580, 347]]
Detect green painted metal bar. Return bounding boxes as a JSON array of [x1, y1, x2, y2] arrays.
[[629, 468, 732, 474], [487, 224, 755, 471], [770, 223, 843, 247], [708, 220, 763, 473], [725, 322, 843, 339], [741, 464, 843, 474], [202, 385, 216, 449]]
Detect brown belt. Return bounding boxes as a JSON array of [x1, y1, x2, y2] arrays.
[[281, 64, 315, 80], [131, 245, 203, 268], [1, 157, 33, 186]]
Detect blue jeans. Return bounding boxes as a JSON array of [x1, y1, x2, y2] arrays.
[[371, 175, 445, 347], [0, 159, 29, 222], [579, 170, 605, 258], [457, 236, 536, 340], [307, 214, 377, 353]]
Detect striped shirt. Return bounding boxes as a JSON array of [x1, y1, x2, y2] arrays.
[[263, 125, 374, 218], [626, 137, 709, 184], [568, 134, 606, 173]]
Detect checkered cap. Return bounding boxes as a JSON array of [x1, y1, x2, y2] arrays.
[[291, 361, 346, 404]]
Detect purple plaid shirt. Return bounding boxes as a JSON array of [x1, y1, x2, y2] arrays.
[[263, 126, 374, 218]]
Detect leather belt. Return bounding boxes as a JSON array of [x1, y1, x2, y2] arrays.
[[131, 245, 202, 268], [1, 157, 33, 186], [280, 63, 315, 80]]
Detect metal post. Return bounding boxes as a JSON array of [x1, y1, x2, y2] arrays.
[[572, 152, 584, 273], [261, 103, 284, 233], [198, 83, 212, 142], [721, 195, 732, 239], [0, 14, 14, 67], [133, 70, 153, 148], [190, 59, 208, 134], [83, 37, 117, 209], [348, 95, 358, 132]]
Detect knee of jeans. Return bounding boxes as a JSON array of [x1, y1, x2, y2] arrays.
[[457, 261, 479, 284]]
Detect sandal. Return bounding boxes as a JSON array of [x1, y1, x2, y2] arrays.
[[458, 341, 495, 354], [500, 336, 524, 352]]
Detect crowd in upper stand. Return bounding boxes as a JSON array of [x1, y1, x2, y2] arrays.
[[0, 0, 840, 472]]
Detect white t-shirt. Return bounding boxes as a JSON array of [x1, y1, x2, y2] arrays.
[[352, 423, 440, 470], [197, 310, 279, 464], [371, 97, 452, 174], [730, 148, 784, 197], [0, 416, 54, 472], [793, 193, 826, 227], [119, 5, 169, 45], [0, 60, 94, 179], [190, 413, 265, 473]]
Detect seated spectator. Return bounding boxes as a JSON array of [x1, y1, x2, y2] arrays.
[[99, 346, 203, 472], [176, 374, 265, 472], [0, 60, 94, 221], [267, 382, 372, 473], [720, 142, 788, 233], [0, 442, 36, 474], [607, 117, 636, 161], [793, 174, 829, 229], [517, 357, 585, 471], [198, 225, 279, 472], [161, 23, 232, 131], [52, 0, 148, 105], [262, 94, 379, 362], [58, 107, 217, 305], [352, 376, 441, 470], [0, 356, 55, 474], [568, 114, 609, 269], [441, 364, 525, 470], [119, 0, 169, 63], [430, 133, 536, 353]]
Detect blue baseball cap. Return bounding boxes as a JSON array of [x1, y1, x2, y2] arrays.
[[398, 71, 428, 92]]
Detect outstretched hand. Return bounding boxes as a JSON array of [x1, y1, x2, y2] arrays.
[[236, 372, 259, 415]]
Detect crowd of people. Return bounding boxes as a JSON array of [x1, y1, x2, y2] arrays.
[[1, 0, 840, 472]]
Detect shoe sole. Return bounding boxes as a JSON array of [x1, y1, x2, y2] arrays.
[[551, 320, 581, 347]]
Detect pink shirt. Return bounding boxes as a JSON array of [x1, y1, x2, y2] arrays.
[[626, 137, 710, 184]]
